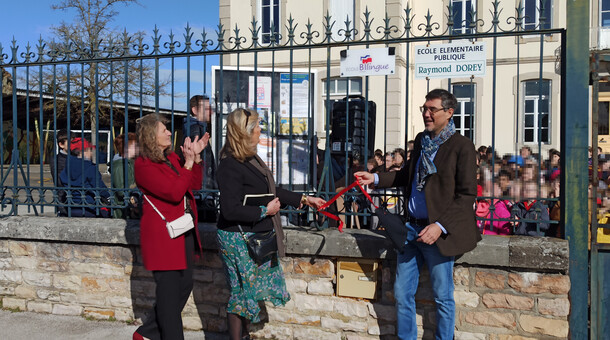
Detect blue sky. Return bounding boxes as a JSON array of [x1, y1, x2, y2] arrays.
[[0, 0, 220, 111]]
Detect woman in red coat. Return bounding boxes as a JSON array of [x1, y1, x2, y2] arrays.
[[133, 114, 208, 340]]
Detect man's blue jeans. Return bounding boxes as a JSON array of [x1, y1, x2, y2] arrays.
[[394, 222, 455, 340]]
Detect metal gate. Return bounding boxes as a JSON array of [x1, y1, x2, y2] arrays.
[[591, 52, 610, 340]]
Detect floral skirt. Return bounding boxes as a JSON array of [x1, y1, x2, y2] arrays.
[[216, 229, 290, 322]]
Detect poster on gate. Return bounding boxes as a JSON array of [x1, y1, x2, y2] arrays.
[[248, 76, 272, 108], [279, 73, 310, 134]]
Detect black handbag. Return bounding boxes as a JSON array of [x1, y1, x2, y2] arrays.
[[238, 225, 278, 265]]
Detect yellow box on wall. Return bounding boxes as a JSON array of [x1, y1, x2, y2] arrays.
[[336, 259, 378, 300]]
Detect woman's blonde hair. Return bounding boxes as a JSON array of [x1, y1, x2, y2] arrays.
[[220, 108, 259, 162], [136, 114, 169, 163]]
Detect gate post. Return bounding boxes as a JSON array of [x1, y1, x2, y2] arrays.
[[564, 0, 590, 338]]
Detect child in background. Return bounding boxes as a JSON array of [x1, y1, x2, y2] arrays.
[[476, 180, 512, 235], [511, 180, 550, 236], [111, 133, 139, 218], [59, 137, 111, 217]]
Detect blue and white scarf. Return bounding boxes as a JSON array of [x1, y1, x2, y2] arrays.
[[415, 119, 456, 191]]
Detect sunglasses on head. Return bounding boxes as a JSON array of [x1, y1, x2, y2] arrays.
[[243, 109, 252, 128]]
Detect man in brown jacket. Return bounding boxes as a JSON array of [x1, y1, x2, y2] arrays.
[[356, 89, 480, 339]]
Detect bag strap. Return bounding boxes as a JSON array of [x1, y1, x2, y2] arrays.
[[143, 194, 167, 222], [143, 194, 187, 221], [236, 224, 250, 243]]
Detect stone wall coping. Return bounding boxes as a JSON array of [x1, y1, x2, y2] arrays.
[[0, 216, 568, 272]]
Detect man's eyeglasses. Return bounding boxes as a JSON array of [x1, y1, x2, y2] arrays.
[[243, 109, 252, 128], [419, 106, 448, 114]]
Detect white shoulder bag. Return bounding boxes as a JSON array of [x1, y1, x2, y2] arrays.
[[143, 194, 194, 238]]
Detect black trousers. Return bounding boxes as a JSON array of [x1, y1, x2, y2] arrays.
[[137, 231, 195, 340]]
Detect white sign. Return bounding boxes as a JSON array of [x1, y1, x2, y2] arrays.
[[414, 42, 486, 79], [279, 73, 309, 118], [340, 47, 395, 77], [248, 76, 272, 108]]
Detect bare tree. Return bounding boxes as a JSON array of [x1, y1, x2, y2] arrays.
[[30, 0, 168, 144]]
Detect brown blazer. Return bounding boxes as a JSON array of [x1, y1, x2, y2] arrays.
[[377, 132, 481, 256]]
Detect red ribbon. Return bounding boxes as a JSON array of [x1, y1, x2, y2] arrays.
[[316, 177, 378, 232]]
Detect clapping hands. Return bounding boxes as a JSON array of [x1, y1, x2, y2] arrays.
[[181, 133, 210, 168]]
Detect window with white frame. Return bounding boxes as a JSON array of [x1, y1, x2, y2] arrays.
[[260, 0, 280, 44], [451, 0, 475, 35], [451, 83, 476, 141], [522, 0, 552, 31], [601, 0, 610, 27], [329, 0, 355, 41], [323, 78, 362, 96], [523, 79, 551, 144]]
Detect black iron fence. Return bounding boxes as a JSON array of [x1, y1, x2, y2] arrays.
[[0, 1, 564, 236]]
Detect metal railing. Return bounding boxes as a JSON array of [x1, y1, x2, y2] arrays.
[[0, 1, 564, 237]]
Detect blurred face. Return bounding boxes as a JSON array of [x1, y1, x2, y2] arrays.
[[156, 122, 172, 150], [552, 179, 560, 194], [522, 183, 537, 200], [375, 155, 383, 166], [484, 182, 501, 197], [193, 99, 212, 122], [367, 162, 375, 172], [551, 154, 560, 164], [422, 98, 453, 137], [126, 141, 137, 159], [520, 147, 531, 158], [499, 175, 510, 191], [385, 155, 393, 168], [83, 148, 93, 161], [393, 153, 404, 166], [522, 166, 535, 181]]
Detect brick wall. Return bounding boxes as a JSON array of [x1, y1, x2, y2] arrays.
[[0, 217, 570, 339]]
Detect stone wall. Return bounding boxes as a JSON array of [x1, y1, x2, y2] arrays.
[[0, 217, 570, 339]]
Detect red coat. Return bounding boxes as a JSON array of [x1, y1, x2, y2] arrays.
[[135, 152, 202, 271]]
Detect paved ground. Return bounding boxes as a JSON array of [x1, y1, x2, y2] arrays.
[[0, 309, 228, 340]]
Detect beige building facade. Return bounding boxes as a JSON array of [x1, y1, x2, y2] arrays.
[[216, 0, 599, 159]]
